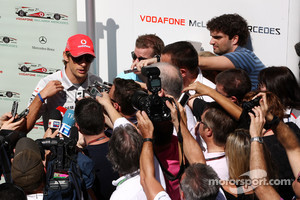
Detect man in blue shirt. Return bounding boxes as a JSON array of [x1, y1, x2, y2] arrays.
[[198, 14, 265, 90]]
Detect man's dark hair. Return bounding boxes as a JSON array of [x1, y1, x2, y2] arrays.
[[107, 124, 143, 175], [0, 183, 27, 200], [215, 68, 251, 104], [162, 41, 199, 74], [113, 78, 142, 116], [136, 34, 165, 56], [74, 98, 105, 135], [180, 163, 220, 200], [207, 13, 249, 46], [203, 102, 237, 146], [156, 62, 183, 99]]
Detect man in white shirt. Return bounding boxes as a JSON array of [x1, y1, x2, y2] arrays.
[[24, 34, 102, 133]]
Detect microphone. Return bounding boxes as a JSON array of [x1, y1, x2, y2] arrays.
[[59, 110, 75, 137], [48, 109, 62, 132]]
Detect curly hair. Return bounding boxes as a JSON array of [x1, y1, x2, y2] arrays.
[[207, 13, 249, 46]]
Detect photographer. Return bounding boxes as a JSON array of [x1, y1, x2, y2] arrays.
[[138, 98, 224, 200]]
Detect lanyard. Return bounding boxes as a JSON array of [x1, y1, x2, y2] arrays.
[[87, 136, 107, 145]]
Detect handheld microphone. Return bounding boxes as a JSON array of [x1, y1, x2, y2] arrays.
[[48, 109, 62, 130], [44, 109, 62, 132], [59, 110, 75, 137]]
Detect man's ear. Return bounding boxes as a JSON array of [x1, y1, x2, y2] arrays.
[[232, 35, 239, 45], [158, 88, 165, 97], [75, 122, 80, 131], [230, 96, 238, 104], [63, 51, 69, 62], [113, 102, 120, 112], [206, 127, 213, 137], [180, 68, 187, 78]]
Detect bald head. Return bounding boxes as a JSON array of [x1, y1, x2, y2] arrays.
[[154, 62, 183, 99]]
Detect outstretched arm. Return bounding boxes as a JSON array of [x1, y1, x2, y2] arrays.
[[137, 111, 170, 200], [183, 81, 242, 120], [248, 106, 281, 199], [198, 55, 235, 71]]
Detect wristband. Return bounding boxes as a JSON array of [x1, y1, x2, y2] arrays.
[[37, 93, 45, 103], [143, 138, 153, 143]]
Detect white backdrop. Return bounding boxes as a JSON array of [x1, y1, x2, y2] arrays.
[[76, 0, 300, 82], [0, 0, 77, 137]]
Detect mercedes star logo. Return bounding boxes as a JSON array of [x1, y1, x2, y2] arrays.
[[39, 36, 47, 44]]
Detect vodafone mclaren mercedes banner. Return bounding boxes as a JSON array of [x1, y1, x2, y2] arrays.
[[0, 0, 77, 137], [93, 0, 299, 82]]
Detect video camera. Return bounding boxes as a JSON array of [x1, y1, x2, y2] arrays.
[[36, 131, 77, 190], [131, 66, 172, 122]]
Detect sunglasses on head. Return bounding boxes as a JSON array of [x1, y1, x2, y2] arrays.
[[71, 54, 94, 64], [131, 51, 147, 61]]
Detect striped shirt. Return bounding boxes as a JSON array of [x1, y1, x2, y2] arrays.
[[224, 46, 266, 90]]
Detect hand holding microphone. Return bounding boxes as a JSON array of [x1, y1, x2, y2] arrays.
[[59, 109, 75, 137]]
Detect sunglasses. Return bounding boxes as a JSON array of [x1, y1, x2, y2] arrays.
[[131, 51, 147, 61], [71, 54, 94, 64]]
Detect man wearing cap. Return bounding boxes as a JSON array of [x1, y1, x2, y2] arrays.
[[11, 137, 45, 199], [24, 34, 102, 133]]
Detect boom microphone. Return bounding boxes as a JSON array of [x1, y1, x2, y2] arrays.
[[59, 110, 75, 137]]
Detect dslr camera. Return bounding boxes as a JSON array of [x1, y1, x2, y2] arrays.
[[131, 66, 172, 122], [242, 96, 262, 114]]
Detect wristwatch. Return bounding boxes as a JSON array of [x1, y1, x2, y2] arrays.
[[251, 137, 263, 144], [154, 55, 160, 62]]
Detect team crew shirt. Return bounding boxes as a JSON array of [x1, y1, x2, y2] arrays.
[[29, 67, 102, 115], [224, 46, 266, 90]]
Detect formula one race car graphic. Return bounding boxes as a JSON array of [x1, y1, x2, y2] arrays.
[[0, 36, 17, 44], [18, 62, 59, 74], [0, 90, 20, 98], [15, 7, 68, 20]]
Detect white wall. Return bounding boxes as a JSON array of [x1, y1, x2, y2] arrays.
[[77, 0, 300, 82]]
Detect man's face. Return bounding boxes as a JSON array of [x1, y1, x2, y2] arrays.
[[132, 47, 154, 62], [209, 31, 235, 55], [216, 83, 238, 104], [65, 53, 94, 84]]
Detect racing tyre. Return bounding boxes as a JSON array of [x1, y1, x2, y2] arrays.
[[54, 14, 61, 20], [6, 91, 13, 98], [18, 10, 26, 17], [21, 66, 28, 72], [3, 37, 10, 43]]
